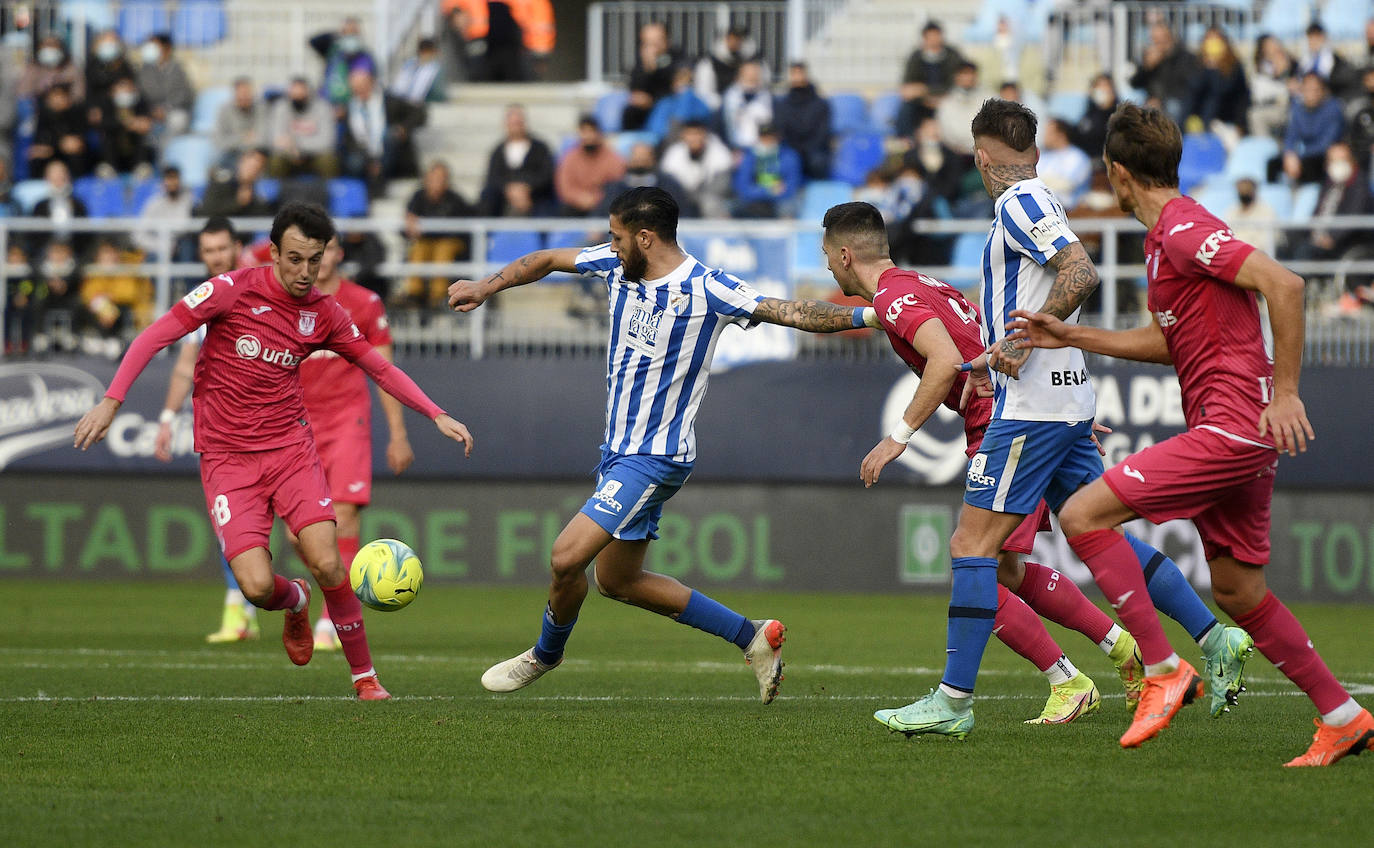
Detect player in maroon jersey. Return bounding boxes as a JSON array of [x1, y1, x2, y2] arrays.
[[1007, 104, 1371, 764], [74, 203, 473, 700], [819, 201, 1146, 724], [299, 236, 414, 650]]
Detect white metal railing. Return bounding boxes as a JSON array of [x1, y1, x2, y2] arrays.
[[1044, 1, 1258, 95], [587, 2, 789, 84], [4, 213, 1374, 362]]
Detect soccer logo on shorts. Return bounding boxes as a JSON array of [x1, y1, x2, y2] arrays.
[[235, 334, 261, 359], [298, 311, 318, 336]]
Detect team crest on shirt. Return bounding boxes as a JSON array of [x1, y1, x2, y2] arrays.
[[297, 310, 318, 336]]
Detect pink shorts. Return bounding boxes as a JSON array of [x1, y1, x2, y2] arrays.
[[1102, 426, 1277, 565], [200, 439, 336, 561], [1003, 500, 1051, 555], [312, 405, 372, 505]]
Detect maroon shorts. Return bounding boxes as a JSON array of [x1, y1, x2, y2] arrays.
[[311, 404, 372, 505], [200, 439, 336, 561], [1102, 425, 1277, 564], [1003, 500, 1051, 555]]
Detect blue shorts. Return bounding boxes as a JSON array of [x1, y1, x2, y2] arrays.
[[963, 419, 1103, 515], [578, 450, 693, 541]]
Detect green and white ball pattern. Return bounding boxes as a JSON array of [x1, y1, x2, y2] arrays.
[[350, 539, 424, 612]]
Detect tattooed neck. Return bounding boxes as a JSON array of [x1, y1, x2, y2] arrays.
[[985, 164, 1039, 197]]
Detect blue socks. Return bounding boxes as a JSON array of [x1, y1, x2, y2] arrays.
[[1125, 534, 1218, 642], [941, 557, 999, 695], [677, 591, 755, 650], [533, 605, 577, 666], [220, 555, 238, 589]]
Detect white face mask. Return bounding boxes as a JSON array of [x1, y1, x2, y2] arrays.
[[1092, 87, 1114, 109], [95, 41, 121, 62], [1328, 160, 1354, 183], [38, 46, 63, 67], [141, 42, 162, 64], [114, 89, 138, 108]]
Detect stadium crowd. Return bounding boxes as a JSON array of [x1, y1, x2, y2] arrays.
[[5, 4, 1374, 357]]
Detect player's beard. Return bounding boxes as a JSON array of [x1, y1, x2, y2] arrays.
[[620, 242, 648, 281]]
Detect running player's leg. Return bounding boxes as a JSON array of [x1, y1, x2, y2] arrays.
[[207, 552, 258, 643], [991, 583, 1100, 724], [312, 422, 370, 648]]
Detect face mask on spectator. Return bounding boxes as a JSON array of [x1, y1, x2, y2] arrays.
[[1237, 189, 1256, 206], [1328, 160, 1354, 183], [1092, 86, 1114, 109], [755, 141, 778, 157], [42, 258, 76, 277], [113, 89, 138, 108], [38, 46, 63, 67], [141, 42, 161, 64], [95, 40, 121, 62], [338, 35, 361, 54], [290, 97, 309, 113]]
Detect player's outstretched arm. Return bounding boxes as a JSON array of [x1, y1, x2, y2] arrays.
[[1004, 309, 1172, 364], [861, 320, 963, 488], [76, 309, 194, 450], [1231, 250, 1314, 455], [448, 247, 584, 312], [751, 298, 880, 333], [350, 349, 474, 458]]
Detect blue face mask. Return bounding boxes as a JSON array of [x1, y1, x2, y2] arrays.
[[337, 35, 361, 55]]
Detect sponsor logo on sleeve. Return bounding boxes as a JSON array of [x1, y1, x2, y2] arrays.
[[1194, 229, 1233, 266], [182, 281, 214, 309], [1027, 215, 1071, 253]]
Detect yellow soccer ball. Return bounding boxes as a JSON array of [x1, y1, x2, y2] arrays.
[[350, 539, 424, 612]]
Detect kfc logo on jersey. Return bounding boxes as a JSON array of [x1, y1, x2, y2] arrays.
[[235, 335, 262, 359], [297, 311, 318, 336], [1194, 229, 1233, 266], [886, 293, 922, 324], [182, 281, 214, 309]]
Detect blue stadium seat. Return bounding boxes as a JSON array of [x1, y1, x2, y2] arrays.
[[1048, 91, 1088, 123], [1190, 180, 1238, 216], [948, 232, 987, 287], [74, 176, 128, 218], [173, 0, 227, 47], [118, 0, 171, 46], [1259, 183, 1294, 221], [12, 179, 52, 214], [192, 86, 232, 135], [161, 135, 216, 187], [546, 230, 589, 251], [1177, 132, 1227, 194], [255, 178, 280, 204], [964, 0, 1052, 44], [827, 93, 869, 136], [1291, 183, 1321, 222], [60, 0, 117, 32], [829, 132, 886, 186], [869, 91, 902, 136], [595, 89, 629, 134], [488, 230, 544, 264], [612, 131, 656, 158], [1257, 0, 1311, 40], [1321, 0, 1373, 41], [128, 176, 160, 214], [327, 178, 369, 218], [799, 180, 853, 222], [1224, 135, 1279, 183]]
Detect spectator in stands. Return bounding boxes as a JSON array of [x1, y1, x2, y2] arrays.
[[17, 35, 83, 100], [1225, 177, 1278, 257], [1276, 72, 1346, 184], [515, 0, 557, 79], [28, 238, 83, 354], [1037, 118, 1092, 211], [93, 75, 155, 177], [1072, 73, 1117, 164], [4, 243, 36, 353], [132, 166, 193, 259], [645, 65, 712, 145], [902, 115, 964, 202], [895, 21, 968, 138], [340, 229, 389, 297], [555, 115, 626, 217], [1128, 23, 1198, 126], [1348, 67, 1374, 175], [721, 59, 773, 149], [391, 38, 446, 105], [340, 67, 426, 196], [659, 119, 734, 219], [197, 149, 272, 218], [1190, 27, 1250, 141], [267, 77, 341, 179], [1295, 142, 1372, 266], [85, 30, 134, 112], [883, 161, 954, 268], [136, 33, 194, 144], [694, 25, 761, 111], [28, 82, 90, 178], [0, 54, 16, 165], [29, 160, 86, 256], [403, 159, 474, 307], [776, 61, 832, 181], [731, 123, 801, 219], [212, 77, 269, 171], [0, 154, 13, 216], [81, 238, 152, 349], [478, 103, 556, 216], [1299, 22, 1360, 102], [311, 17, 378, 111], [602, 141, 696, 217], [443, 0, 545, 83], [935, 61, 984, 157], [622, 21, 681, 132], [1251, 34, 1297, 139]]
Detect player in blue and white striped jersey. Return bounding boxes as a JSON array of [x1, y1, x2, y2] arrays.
[[448, 186, 881, 702]]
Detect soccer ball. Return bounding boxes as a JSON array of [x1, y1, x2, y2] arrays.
[[350, 539, 423, 612]]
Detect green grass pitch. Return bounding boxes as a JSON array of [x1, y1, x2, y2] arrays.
[[2, 581, 1370, 847]]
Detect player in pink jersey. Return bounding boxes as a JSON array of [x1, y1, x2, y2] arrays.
[[74, 203, 473, 700], [1008, 104, 1372, 764], [820, 200, 1148, 725], [300, 237, 414, 650]]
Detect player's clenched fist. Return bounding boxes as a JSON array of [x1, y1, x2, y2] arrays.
[[447, 279, 488, 312], [434, 413, 475, 457], [73, 397, 121, 450]]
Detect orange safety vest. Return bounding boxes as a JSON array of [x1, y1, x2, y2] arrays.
[[441, 0, 554, 52]]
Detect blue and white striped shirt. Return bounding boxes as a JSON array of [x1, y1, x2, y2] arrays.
[[981, 178, 1096, 422], [575, 243, 764, 461]]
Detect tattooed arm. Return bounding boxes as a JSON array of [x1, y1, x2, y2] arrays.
[[448, 248, 584, 311], [751, 297, 877, 333], [989, 241, 1101, 378]]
